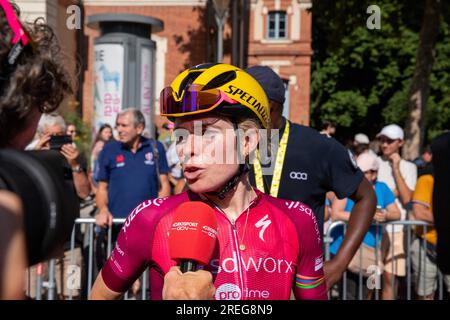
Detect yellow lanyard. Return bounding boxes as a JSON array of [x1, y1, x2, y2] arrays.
[[254, 121, 290, 197]]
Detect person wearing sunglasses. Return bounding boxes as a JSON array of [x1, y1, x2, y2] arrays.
[[376, 124, 417, 299], [0, 0, 72, 299], [90, 63, 328, 300]]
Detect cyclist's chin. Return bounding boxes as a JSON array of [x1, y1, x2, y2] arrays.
[[188, 176, 229, 195]]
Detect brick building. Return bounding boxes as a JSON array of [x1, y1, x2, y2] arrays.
[[14, 0, 312, 128]]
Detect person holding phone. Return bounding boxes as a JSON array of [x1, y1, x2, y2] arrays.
[[31, 113, 90, 199], [27, 113, 90, 299]]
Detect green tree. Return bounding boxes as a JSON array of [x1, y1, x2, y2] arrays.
[[311, 0, 450, 150], [64, 110, 92, 163]]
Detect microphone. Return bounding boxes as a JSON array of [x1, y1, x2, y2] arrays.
[[169, 201, 218, 273]]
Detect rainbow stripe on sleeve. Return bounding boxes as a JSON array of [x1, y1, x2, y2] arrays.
[[296, 274, 325, 289]]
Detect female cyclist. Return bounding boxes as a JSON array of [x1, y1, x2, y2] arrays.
[[90, 63, 327, 300]]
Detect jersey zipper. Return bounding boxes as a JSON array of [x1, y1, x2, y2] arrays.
[[230, 219, 245, 299], [207, 197, 258, 300]]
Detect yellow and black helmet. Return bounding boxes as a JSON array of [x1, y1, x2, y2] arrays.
[[160, 63, 270, 128]]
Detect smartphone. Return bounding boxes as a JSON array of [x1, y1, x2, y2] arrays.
[[49, 135, 72, 151]]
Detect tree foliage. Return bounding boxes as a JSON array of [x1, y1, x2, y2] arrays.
[[311, 0, 450, 144]]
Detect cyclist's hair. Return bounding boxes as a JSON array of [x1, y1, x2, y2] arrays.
[[0, 2, 73, 147]]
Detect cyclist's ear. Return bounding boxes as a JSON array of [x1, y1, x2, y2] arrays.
[[237, 120, 260, 162]]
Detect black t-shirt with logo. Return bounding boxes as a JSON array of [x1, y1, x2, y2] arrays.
[[249, 119, 363, 234]]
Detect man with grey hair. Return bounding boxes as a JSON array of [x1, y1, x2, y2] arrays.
[[95, 108, 170, 228], [33, 113, 90, 199], [28, 112, 90, 299]]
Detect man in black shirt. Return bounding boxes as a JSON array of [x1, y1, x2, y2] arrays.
[[245, 66, 377, 289]]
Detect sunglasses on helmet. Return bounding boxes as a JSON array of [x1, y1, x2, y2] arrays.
[[160, 84, 238, 118]]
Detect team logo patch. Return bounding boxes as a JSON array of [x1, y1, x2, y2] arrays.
[[116, 154, 125, 167], [289, 171, 308, 180], [254, 214, 271, 242], [144, 152, 154, 165], [315, 255, 324, 271], [215, 283, 241, 300]]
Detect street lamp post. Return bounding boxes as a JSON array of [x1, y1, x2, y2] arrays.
[[212, 0, 230, 63]]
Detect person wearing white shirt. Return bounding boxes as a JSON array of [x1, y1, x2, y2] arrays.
[[376, 124, 417, 300]]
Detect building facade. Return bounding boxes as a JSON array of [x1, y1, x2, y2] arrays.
[[14, 0, 312, 127]]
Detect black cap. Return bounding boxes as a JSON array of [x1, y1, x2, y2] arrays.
[[245, 65, 286, 105]]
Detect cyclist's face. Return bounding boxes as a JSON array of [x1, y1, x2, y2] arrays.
[[174, 116, 241, 193]]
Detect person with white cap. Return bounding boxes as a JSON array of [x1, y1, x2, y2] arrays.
[[330, 152, 400, 299], [353, 133, 376, 157], [376, 124, 417, 299]]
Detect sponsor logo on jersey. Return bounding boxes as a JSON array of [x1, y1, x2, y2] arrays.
[[254, 214, 271, 242], [210, 251, 294, 274], [315, 255, 324, 271], [122, 198, 168, 233], [144, 152, 154, 165], [215, 283, 270, 300], [285, 201, 322, 244], [215, 283, 241, 300], [116, 154, 125, 167], [289, 171, 308, 180]]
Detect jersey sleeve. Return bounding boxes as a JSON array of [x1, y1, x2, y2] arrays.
[[412, 175, 433, 208], [101, 200, 157, 293], [293, 207, 328, 300], [324, 140, 364, 199]]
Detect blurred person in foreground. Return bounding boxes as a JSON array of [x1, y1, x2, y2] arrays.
[[430, 132, 450, 277], [0, 0, 72, 299]]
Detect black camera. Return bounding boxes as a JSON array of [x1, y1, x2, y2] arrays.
[[49, 135, 73, 151], [0, 149, 79, 266]]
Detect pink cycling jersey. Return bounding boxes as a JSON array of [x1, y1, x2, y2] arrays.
[[101, 189, 328, 300]]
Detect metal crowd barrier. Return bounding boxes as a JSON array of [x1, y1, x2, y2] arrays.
[[26, 218, 151, 300], [324, 220, 448, 300], [26, 218, 448, 300]]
